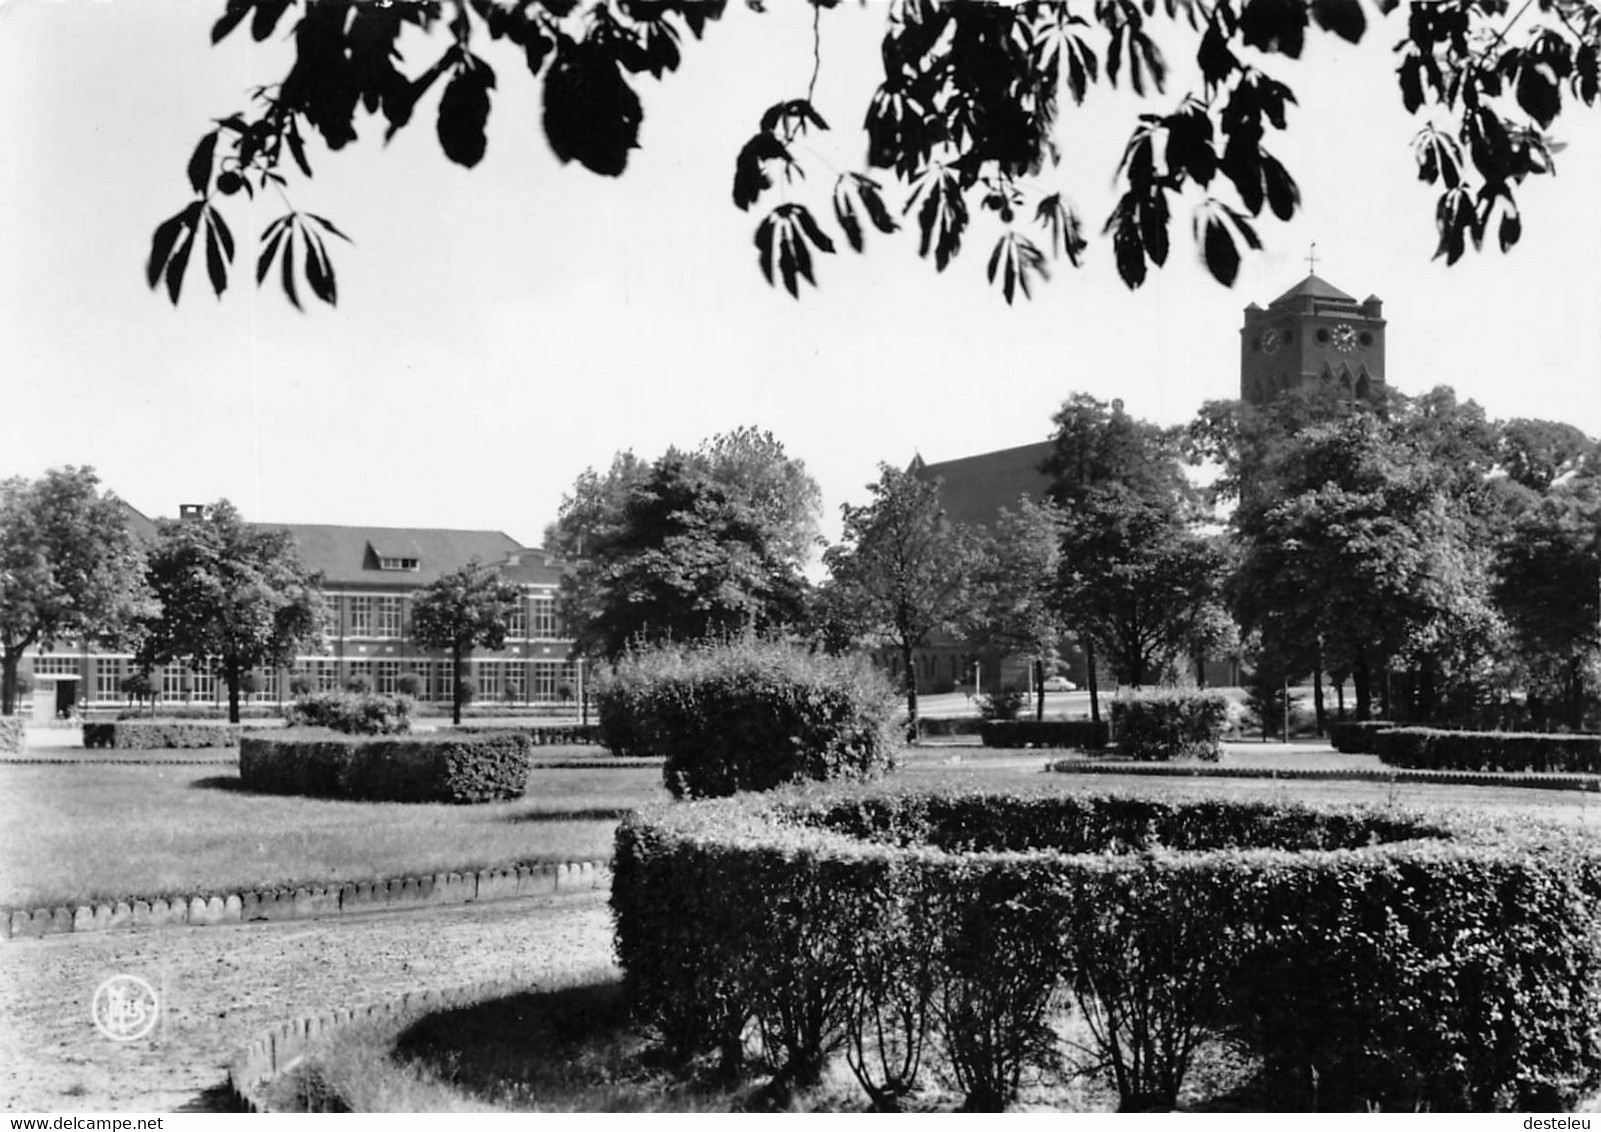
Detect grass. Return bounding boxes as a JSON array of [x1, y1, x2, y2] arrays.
[[7, 738, 1601, 909], [0, 751, 668, 908]]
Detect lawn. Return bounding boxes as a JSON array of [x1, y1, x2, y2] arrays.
[[6, 739, 1600, 910], [0, 752, 669, 908]]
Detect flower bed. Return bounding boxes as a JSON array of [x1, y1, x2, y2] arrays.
[[613, 782, 1601, 1112]]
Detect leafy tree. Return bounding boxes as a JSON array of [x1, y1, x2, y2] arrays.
[[0, 467, 153, 716], [151, 0, 1600, 308], [964, 495, 1065, 721], [1493, 477, 1601, 730], [557, 454, 809, 661], [1498, 417, 1599, 493], [410, 558, 521, 725], [822, 463, 982, 730], [139, 500, 323, 723]]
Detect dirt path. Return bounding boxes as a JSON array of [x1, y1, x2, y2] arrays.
[[0, 892, 615, 1113]]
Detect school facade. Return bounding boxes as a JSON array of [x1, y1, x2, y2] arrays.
[[24, 505, 582, 715]]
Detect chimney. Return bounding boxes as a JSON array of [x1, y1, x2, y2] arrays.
[[179, 504, 206, 521]]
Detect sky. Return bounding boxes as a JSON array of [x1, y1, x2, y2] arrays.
[[2, 0, 1599, 557]]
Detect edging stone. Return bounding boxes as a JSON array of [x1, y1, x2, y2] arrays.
[[1045, 760, 1601, 792], [0, 858, 613, 943]]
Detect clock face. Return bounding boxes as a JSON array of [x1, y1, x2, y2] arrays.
[[1260, 329, 1283, 355], [1332, 323, 1358, 352]]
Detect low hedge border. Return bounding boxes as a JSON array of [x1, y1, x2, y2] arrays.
[[1, 858, 612, 943], [0, 756, 240, 766], [0, 717, 23, 754], [83, 720, 246, 749], [979, 720, 1109, 749], [917, 717, 986, 739], [229, 972, 536, 1112], [614, 783, 1601, 1112], [240, 730, 533, 803], [1375, 727, 1601, 773], [1327, 720, 1396, 754], [1045, 759, 1601, 793]]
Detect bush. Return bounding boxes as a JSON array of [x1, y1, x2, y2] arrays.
[[1111, 689, 1229, 761], [239, 730, 533, 802], [975, 688, 1026, 721], [1327, 719, 1395, 754], [395, 671, 426, 698], [979, 720, 1108, 749], [613, 784, 1601, 1112], [239, 670, 265, 696], [119, 672, 155, 701], [82, 720, 242, 749], [288, 673, 317, 697], [286, 691, 413, 736], [595, 638, 901, 798], [916, 717, 986, 739], [0, 717, 23, 755], [456, 677, 478, 705], [114, 705, 279, 721], [343, 673, 375, 694], [454, 723, 600, 745], [1373, 727, 1601, 773]]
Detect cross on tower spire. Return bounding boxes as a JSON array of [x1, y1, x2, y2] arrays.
[[1305, 242, 1319, 275]]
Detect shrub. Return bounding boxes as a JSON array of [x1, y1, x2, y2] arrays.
[[1328, 719, 1395, 754], [1111, 689, 1229, 761], [454, 723, 600, 745], [343, 673, 375, 695], [975, 688, 1026, 721], [613, 784, 1601, 1112], [1373, 727, 1601, 773], [979, 720, 1108, 749], [456, 677, 478, 705], [82, 720, 242, 749], [288, 673, 317, 697], [595, 638, 900, 798], [0, 717, 23, 754], [119, 672, 155, 701], [239, 670, 264, 696], [286, 692, 413, 736], [114, 705, 279, 721], [395, 671, 426, 698], [239, 730, 532, 802]]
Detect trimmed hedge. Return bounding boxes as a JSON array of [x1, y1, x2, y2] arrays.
[[1375, 727, 1601, 773], [83, 720, 243, 749], [917, 717, 986, 739], [285, 691, 413, 735], [614, 783, 1601, 1112], [454, 723, 600, 745], [595, 639, 900, 799], [979, 720, 1109, 749], [1110, 689, 1229, 761], [0, 717, 22, 754], [1327, 720, 1395, 754], [239, 730, 533, 803], [114, 705, 281, 721]]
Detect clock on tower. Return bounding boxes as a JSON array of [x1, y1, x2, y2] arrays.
[[1239, 273, 1386, 406]]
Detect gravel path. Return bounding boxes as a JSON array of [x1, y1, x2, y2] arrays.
[[0, 892, 615, 1113]]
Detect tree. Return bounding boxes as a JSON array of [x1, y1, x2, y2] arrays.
[[139, 500, 324, 723], [551, 435, 818, 660], [151, 1, 1599, 308], [965, 495, 1065, 722], [1493, 477, 1601, 730], [822, 463, 981, 731], [0, 467, 153, 716], [410, 558, 522, 725]]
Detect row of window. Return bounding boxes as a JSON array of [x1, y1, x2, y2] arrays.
[[35, 657, 582, 705], [322, 594, 560, 640]]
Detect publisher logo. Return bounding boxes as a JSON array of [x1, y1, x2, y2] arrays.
[[91, 974, 159, 1042]]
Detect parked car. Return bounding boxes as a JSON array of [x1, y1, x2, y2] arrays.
[[1041, 675, 1077, 692]]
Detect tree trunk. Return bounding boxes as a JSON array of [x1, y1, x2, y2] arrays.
[[1353, 654, 1372, 721], [900, 640, 918, 740], [1312, 665, 1326, 737], [1195, 647, 1207, 688], [1335, 680, 1346, 721], [1035, 657, 1045, 722], [226, 658, 242, 724], [1086, 637, 1101, 726], [0, 652, 18, 716], [1568, 653, 1585, 732], [452, 646, 465, 726]]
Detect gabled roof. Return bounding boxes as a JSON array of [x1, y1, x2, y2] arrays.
[[910, 440, 1056, 530], [1270, 273, 1358, 307], [271, 523, 529, 587]]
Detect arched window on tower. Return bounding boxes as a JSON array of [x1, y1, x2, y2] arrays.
[[1354, 373, 1371, 401]]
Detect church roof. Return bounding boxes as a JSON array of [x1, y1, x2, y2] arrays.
[[1269, 274, 1357, 307], [909, 440, 1056, 530]]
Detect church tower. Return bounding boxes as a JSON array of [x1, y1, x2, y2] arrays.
[[1240, 273, 1387, 406]]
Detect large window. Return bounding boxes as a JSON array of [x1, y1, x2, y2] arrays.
[[476, 661, 502, 704], [375, 596, 402, 639], [376, 661, 399, 695], [530, 596, 557, 639], [347, 597, 372, 638], [346, 661, 372, 691], [433, 662, 456, 702], [321, 595, 340, 639], [96, 659, 126, 702], [33, 655, 79, 677], [506, 601, 528, 640], [532, 662, 559, 701]]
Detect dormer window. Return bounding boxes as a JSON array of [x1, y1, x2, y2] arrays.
[[379, 556, 420, 571]]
